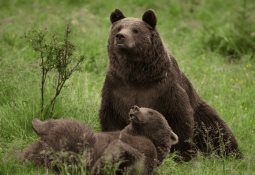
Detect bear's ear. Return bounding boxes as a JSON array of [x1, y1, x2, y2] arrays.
[[32, 119, 54, 136], [142, 10, 157, 29], [32, 119, 46, 136], [170, 131, 179, 145], [110, 9, 125, 24]]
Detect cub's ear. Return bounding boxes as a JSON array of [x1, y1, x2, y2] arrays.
[[32, 119, 54, 136], [32, 119, 45, 136], [142, 9, 157, 29], [170, 131, 179, 145], [110, 9, 125, 23]]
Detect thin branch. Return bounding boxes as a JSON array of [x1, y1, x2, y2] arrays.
[[27, 25, 85, 118]]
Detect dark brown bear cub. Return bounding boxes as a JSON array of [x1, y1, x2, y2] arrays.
[[93, 106, 178, 175], [99, 9, 242, 161], [21, 107, 178, 174], [21, 119, 95, 172]]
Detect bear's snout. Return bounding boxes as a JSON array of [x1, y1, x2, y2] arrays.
[[130, 105, 140, 113], [116, 33, 125, 41], [114, 28, 136, 49], [129, 105, 141, 121], [115, 33, 128, 47], [131, 105, 140, 111]]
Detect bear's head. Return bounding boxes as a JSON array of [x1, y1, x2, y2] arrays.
[[108, 9, 164, 61], [125, 105, 178, 162], [32, 118, 95, 153], [127, 106, 178, 145], [107, 9, 170, 83]]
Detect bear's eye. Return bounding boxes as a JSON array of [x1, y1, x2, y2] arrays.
[[117, 26, 122, 32], [148, 111, 153, 115], [132, 28, 139, 34]]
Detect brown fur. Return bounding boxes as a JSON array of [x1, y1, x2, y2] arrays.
[[99, 9, 242, 161], [93, 106, 178, 175], [22, 119, 95, 171], [22, 107, 178, 174]]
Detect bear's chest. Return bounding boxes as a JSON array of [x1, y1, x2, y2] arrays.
[[112, 84, 163, 109]]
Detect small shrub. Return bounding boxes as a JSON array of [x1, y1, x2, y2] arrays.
[[25, 24, 85, 118]]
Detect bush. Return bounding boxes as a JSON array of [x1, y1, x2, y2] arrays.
[[25, 24, 85, 118], [202, 0, 255, 60]]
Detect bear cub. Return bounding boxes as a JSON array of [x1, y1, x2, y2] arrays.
[[21, 106, 178, 175]]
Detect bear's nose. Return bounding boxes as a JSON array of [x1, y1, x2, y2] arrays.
[[116, 33, 125, 41], [131, 105, 140, 112]]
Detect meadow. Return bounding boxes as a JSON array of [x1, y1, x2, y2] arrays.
[[0, 0, 254, 174]]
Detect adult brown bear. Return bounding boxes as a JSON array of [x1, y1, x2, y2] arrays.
[[99, 9, 242, 161]]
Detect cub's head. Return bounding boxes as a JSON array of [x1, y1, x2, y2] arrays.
[[32, 118, 95, 153], [109, 9, 159, 60], [127, 106, 178, 147], [126, 105, 178, 163]]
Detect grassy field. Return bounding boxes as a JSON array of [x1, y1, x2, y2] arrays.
[[0, 0, 255, 174]]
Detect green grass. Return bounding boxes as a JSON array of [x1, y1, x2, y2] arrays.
[[0, 0, 255, 174]]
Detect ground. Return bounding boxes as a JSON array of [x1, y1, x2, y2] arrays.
[[0, 0, 255, 174]]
